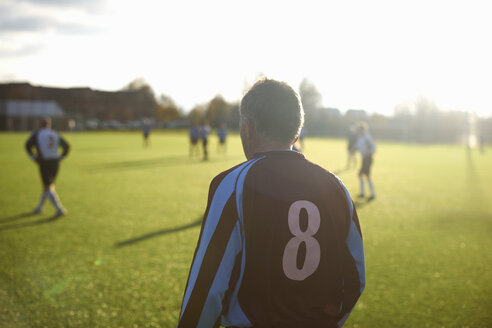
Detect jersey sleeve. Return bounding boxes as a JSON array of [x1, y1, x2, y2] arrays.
[[178, 166, 247, 328], [332, 177, 366, 327], [59, 136, 70, 157], [338, 206, 365, 326], [25, 132, 37, 158]]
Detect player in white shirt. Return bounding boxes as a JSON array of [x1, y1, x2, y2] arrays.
[[25, 118, 70, 216], [354, 122, 376, 201]]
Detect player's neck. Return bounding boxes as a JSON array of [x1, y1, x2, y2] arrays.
[[252, 140, 292, 155]]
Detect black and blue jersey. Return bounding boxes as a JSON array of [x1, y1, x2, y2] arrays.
[[178, 150, 365, 328]]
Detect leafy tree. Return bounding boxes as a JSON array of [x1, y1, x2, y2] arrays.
[[120, 78, 157, 120], [206, 95, 232, 128], [188, 105, 206, 125], [299, 78, 322, 113], [122, 78, 155, 97], [156, 94, 180, 122], [227, 103, 240, 130], [299, 79, 325, 135]]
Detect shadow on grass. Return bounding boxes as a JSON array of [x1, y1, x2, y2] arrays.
[[87, 155, 242, 172], [0, 212, 37, 224], [114, 217, 203, 248], [354, 198, 375, 210], [0, 213, 63, 231]]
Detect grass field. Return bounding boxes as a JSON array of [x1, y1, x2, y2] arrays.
[[1, 131, 491, 328]]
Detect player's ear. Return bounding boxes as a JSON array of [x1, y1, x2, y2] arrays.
[[243, 117, 255, 139]]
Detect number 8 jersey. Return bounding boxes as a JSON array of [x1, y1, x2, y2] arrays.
[[178, 150, 365, 328]]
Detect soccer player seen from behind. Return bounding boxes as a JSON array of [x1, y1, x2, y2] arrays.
[[178, 79, 365, 328], [354, 121, 376, 201], [25, 117, 70, 217]]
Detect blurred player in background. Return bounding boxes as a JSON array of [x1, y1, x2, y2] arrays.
[[142, 119, 151, 147], [346, 124, 358, 169], [355, 122, 376, 201], [25, 117, 70, 217], [178, 79, 365, 328], [189, 123, 200, 157], [200, 121, 211, 161], [217, 123, 227, 153]]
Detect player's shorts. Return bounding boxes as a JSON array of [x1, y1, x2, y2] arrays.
[[219, 137, 226, 144], [143, 131, 150, 139], [39, 159, 59, 185], [191, 137, 198, 145], [359, 154, 373, 176]]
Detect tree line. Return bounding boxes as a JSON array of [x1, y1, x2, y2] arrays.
[[128, 78, 490, 145]]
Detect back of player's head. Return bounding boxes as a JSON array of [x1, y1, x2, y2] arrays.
[[40, 117, 51, 128], [240, 78, 304, 144], [356, 121, 368, 134]]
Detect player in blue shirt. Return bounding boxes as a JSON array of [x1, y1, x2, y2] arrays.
[[190, 123, 201, 158], [178, 79, 365, 328], [217, 123, 227, 153]]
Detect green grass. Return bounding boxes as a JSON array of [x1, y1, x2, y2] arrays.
[[1, 131, 491, 328]]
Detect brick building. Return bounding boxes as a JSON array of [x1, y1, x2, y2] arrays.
[[0, 83, 156, 131]]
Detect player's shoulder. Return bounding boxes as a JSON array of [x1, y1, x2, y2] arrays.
[[210, 156, 268, 192], [28, 129, 40, 137], [305, 157, 345, 185], [26, 130, 39, 144], [208, 160, 251, 191], [290, 155, 351, 201], [215, 158, 258, 180]]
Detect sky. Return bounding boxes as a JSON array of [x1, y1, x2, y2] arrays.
[[1, 0, 491, 117]]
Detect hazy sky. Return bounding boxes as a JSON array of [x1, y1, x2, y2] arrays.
[[1, 0, 491, 117]]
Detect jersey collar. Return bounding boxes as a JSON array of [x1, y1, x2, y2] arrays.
[[253, 149, 305, 159]]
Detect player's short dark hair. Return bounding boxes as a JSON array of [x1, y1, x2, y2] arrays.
[[356, 121, 368, 133], [240, 78, 304, 143], [40, 117, 51, 128]]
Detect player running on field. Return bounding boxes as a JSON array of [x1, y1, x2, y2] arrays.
[[25, 117, 70, 217], [178, 79, 365, 328]]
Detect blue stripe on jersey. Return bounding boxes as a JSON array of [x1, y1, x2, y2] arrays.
[[221, 157, 264, 326], [335, 178, 366, 328], [334, 175, 354, 220], [196, 221, 243, 327], [180, 160, 253, 320], [338, 311, 351, 327], [346, 219, 366, 294], [338, 179, 366, 293], [336, 177, 365, 291], [334, 175, 365, 279]]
